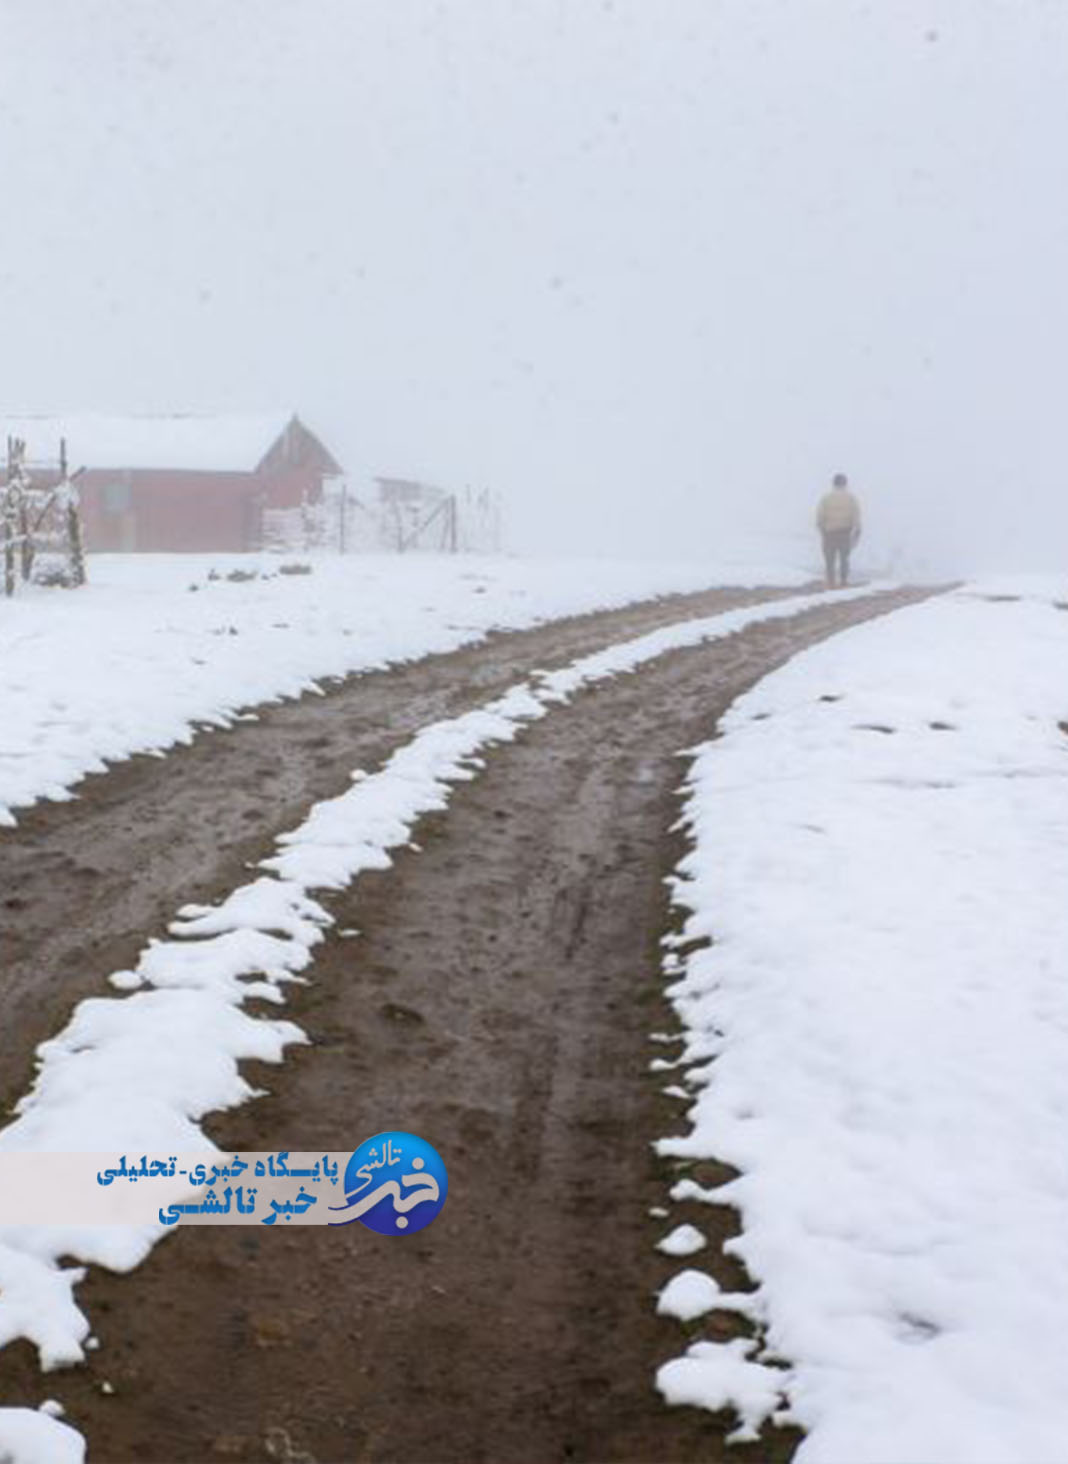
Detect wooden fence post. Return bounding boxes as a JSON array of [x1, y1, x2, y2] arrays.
[[3, 436, 16, 598], [63, 441, 87, 587]]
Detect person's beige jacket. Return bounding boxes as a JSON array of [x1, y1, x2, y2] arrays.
[[817, 488, 861, 535]]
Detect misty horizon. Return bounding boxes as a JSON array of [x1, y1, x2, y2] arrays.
[[2, 1, 1066, 575]]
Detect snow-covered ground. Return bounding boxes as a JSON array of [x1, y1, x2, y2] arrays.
[[657, 576, 1068, 1463], [0, 551, 812, 824], [0, 583, 876, 1463]]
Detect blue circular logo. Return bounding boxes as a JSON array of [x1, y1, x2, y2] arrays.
[[329, 1131, 448, 1235]]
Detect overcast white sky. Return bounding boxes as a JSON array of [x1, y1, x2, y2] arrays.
[[2, 1, 1067, 570]]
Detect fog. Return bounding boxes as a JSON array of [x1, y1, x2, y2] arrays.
[[2, 0, 1066, 573]]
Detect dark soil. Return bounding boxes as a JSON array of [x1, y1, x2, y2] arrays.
[[0, 582, 802, 1113], [1, 586, 936, 1463]]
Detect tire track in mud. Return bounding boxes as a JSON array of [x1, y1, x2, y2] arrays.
[[16, 586, 936, 1464], [0, 583, 801, 1108]]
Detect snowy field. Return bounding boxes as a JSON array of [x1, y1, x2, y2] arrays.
[[657, 577, 1068, 1462], [0, 550, 812, 825], [13, 561, 1068, 1462]]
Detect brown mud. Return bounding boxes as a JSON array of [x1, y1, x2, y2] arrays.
[[2, 586, 936, 1462], [0, 582, 802, 1110]]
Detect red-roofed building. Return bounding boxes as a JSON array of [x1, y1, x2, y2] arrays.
[[0, 413, 342, 552]]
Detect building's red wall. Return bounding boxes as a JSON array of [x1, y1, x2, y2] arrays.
[[79, 467, 324, 552]]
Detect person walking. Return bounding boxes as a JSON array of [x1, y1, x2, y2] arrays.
[[817, 472, 862, 587]]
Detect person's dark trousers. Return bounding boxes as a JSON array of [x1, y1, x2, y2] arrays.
[[822, 529, 853, 587]]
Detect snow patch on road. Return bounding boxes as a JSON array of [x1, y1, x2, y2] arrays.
[[656, 1223, 707, 1257], [0, 583, 884, 1457], [657, 577, 1068, 1462], [0, 1409, 85, 1464], [658, 1338, 786, 1443], [656, 1268, 758, 1322]]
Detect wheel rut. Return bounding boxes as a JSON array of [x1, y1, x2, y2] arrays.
[[4, 587, 936, 1462], [0, 582, 799, 1107]]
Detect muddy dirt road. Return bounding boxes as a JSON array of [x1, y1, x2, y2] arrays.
[[0, 582, 800, 1112], [3, 586, 934, 1462]]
